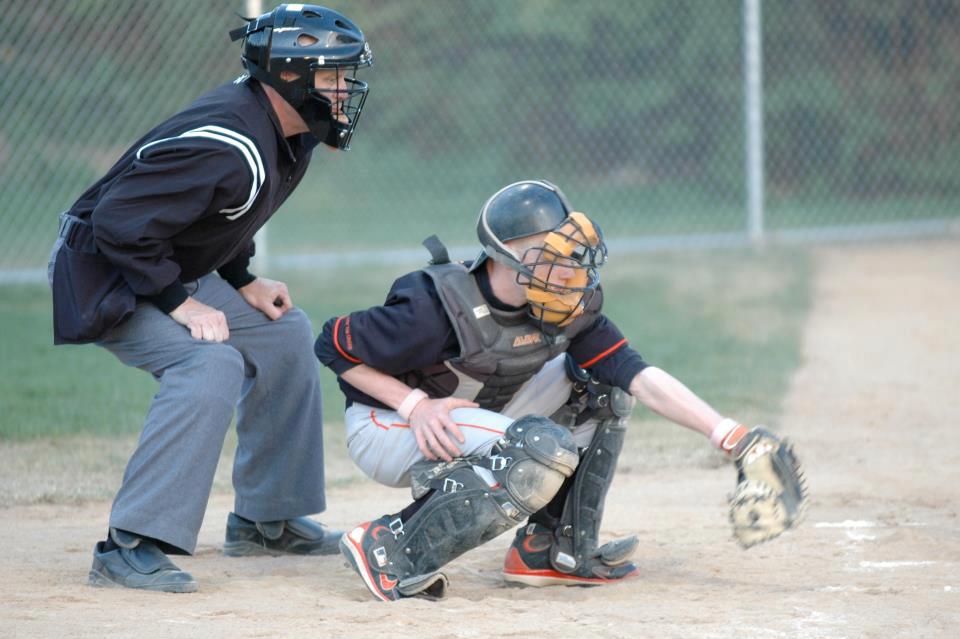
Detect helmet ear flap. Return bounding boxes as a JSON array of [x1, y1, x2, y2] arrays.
[[245, 27, 271, 70]]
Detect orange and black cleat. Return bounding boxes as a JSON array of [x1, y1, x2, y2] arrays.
[[340, 516, 448, 602], [502, 523, 640, 587]]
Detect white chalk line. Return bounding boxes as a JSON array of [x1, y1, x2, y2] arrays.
[[814, 520, 878, 528], [857, 560, 936, 570]]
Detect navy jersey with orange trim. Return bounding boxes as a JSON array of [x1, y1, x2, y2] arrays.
[[315, 264, 647, 410]]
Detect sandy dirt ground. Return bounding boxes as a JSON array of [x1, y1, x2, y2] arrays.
[[2, 240, 958, 638]]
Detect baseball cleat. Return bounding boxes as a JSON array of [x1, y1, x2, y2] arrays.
[[502, 523, 640, 587], [339, 516, 448, 602]]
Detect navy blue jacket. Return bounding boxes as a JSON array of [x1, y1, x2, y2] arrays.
[[53, 77, 315, 343]]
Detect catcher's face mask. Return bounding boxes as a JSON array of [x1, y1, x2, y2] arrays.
[[516, 212, 607, 327]]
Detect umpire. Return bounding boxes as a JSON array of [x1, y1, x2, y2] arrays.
[[48, 4, 372, 593]]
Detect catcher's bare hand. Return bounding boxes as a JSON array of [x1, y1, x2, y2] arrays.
[[170, 297, 229, 342], [239, 277, 292, 320], [729, 426, 808, 548], [408, 397, 479, 462]]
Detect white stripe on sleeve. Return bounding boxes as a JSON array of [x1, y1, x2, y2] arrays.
[[135, 126, 265, 221]]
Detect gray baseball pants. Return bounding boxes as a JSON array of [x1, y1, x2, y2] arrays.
[[96, 274, 326, 554], [345, 354, 600, 488]]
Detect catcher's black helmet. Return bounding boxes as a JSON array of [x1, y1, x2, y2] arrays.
[[230, 4, 372, 150], [474, 180, 607, 327], [475, 180, 573, 272]]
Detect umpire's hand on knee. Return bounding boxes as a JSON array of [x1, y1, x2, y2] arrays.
[[170, 297, 230, 342], [409, 398, 478, 462], [239, 277, 292, 320]]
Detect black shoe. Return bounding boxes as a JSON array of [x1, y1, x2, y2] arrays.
[[223, 512, 342, 557], [88, 529, 197, 593]]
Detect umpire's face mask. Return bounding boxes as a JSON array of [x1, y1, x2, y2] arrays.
[[298, 66, 369, 150]]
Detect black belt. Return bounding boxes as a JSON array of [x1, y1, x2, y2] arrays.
[[57, 212, 96, 251]]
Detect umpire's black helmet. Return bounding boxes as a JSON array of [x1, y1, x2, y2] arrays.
[[230, 4, 372, 150]]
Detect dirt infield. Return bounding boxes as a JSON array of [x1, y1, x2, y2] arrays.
[[2, 240, 958, 638]]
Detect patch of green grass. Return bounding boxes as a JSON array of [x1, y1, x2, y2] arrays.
[[766, 195, 960, 229], [0, 249, 810, 446], [251, 148, 750, 258], [0, 287, 158, 439], [605, 248, 811, 417], [602, 248, 812, 470]]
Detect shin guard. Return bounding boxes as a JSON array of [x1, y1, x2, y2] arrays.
[[551, 386, 636, 574], [362, 416, 579, 581]]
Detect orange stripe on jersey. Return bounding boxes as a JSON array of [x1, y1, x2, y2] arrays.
[[334, 316, 362, 364], [579, 338, 627, 369]]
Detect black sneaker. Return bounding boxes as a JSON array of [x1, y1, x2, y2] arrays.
[[223, 512, 342, 556], [88, 530, 197, 593], [339, 516, 448, 602], [502, 523, 640, 586]]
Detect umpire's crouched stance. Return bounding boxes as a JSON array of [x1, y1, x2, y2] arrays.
[[48, 4, 373, 593]]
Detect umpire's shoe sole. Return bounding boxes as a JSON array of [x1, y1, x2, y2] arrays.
[[221, 540, 288, 557], [88, 568, 198, 593]]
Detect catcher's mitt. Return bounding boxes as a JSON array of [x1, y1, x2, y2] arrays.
[[728, 427, 808, 548]]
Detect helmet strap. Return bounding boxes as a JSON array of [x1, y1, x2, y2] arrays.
[[296, 96, 338, 146]]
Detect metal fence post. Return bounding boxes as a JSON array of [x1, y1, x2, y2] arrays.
[[744, 0, 765, 244], [246, 0, 269, 274]]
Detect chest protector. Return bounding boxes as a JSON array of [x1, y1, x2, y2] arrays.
[[417, 257, 599, 412]]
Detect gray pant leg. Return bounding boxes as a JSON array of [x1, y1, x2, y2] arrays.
[[225, 300, 326, 522], [98, 275, 327, 552], [98, 288, 245, 554]]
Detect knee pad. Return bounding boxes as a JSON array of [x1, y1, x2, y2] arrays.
[[492, 415, 581, 514]]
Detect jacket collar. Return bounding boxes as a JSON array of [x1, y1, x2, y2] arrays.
[[248, 78, 312, 161]]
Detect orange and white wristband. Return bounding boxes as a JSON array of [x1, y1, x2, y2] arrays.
[[710, 418, 750, 454], [396, 389, 429, 421]]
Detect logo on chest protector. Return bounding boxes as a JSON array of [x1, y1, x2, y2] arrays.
[[512, 333, 542, 348]]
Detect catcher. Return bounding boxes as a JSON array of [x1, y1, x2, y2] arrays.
[[314, 180, 807, 601]]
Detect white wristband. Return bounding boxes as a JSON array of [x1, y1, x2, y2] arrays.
[[710, 418, 741, 449], [397, 389, 428, 421]]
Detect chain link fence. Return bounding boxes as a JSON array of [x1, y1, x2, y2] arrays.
[[2, 0, 958, 280]]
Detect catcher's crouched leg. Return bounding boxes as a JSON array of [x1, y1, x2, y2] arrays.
[[340, 416, 579, 601], [503, 385, 640, 586]]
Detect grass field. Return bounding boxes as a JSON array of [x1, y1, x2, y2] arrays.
[[0, 247, 810, 441], [237, 148, 960, 257]]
